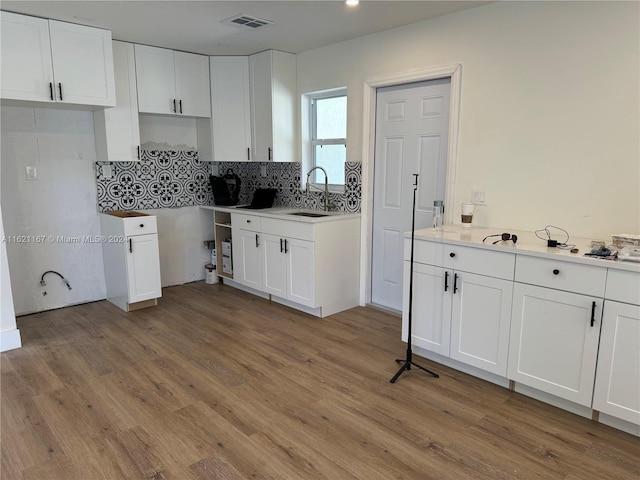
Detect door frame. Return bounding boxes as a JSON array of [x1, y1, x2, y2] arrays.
[[360, 64, 462, 306]]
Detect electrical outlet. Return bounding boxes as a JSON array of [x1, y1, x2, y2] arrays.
[[101, 164, 113, 179], [211, 164, 219, 176], [25, 166, 38, 181], [471, 189, 486, 205], [260, 165, 267, 177]]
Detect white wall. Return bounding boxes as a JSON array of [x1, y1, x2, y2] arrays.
[[0, 204, 21, 351], [1, 107, 211, 315], [1, 106, 107, 315], [296, 1, 639, 239]]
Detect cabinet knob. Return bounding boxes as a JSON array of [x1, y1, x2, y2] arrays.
[[553, 269, 560, 275], [449, 252, 456, 258], [140, 224, 144, 228], [246, 220, 251, 223]]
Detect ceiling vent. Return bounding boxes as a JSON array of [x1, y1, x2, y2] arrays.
[[222, 14, 274, 30]]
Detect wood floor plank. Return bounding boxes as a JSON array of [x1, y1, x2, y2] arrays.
[[2, 281, 638, 479]]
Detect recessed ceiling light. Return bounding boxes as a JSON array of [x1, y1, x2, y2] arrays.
[[346, 0, 359, 6]]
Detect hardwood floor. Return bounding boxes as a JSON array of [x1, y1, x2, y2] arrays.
[[2, 282, 638, 479]]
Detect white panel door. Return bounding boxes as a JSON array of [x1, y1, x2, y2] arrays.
[[234, 230, 263, 290], [593, 301, 640, 425], [402, 262, 452, 356], [94, 41, 140, 162], [174, 51, 211, 117], [249, 51, 273, 162], [286, 238, 315, 307], [371, 78, 451, 311], [210, 56, 252, 161], [126, 234, 162, 303], [49, 20, 115, 106], [0, 12, 54, 102], [262, 233, 287, 298], [508, 283, 602, 407], [135, 44, 176, 115], [450, 272, 513, 376]]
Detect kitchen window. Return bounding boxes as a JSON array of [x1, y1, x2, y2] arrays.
[[302, 88, 347, 190]]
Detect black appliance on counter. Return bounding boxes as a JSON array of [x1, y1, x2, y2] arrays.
[[210, 169, 241, 206], [237, 188, 277, 209]]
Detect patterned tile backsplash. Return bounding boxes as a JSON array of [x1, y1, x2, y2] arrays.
[[96, 151, 361, 213]]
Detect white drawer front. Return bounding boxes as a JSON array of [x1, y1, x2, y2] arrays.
[[443, 245, 515, 280], [605, 269, 640, 305], [515, 255, 606, 297], [232, 213, 261, 232], [405, 238, 443, 266], [262, 218, 314, 241], [123, 216, 157, 236]]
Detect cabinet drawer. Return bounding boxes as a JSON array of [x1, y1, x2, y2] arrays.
[[232, 213, 261, 232], [515, 255, 606, 297], [123, 216, 157, 236], [262, 218, 313, 241], [605, 269, 640, 305], [443, 245, 515, 280], [404, 238, 443, 266]]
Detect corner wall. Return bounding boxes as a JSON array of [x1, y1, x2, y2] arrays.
[[296, 1, 640, 239]]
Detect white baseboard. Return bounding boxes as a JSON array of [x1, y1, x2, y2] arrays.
[[0, 329, 22, 352]]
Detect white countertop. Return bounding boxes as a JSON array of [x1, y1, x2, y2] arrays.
[[409, 225, 640, 273], [200, 205, 361, 224]]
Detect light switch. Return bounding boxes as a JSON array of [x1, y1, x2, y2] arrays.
[[25, 166, 38, 181], [472, 189, 486, 205]]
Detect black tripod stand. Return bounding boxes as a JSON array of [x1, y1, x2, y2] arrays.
[[390, 174, 439, 383]]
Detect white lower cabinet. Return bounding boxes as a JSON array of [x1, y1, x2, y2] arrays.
[[403, 241, 514, 376], [593, 301, 640, 425], [402, 263, 451, 356], [261, 234, 315, 307], [100, 212, 162, 312], [450, 272, 513, 375], [126, 234, 162, 303], [508, 283, 602, 407], [234, 229, 264, 291], [226, 211, 359, 317]]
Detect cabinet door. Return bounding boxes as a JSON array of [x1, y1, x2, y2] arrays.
[[450, 272, 513, 376], [262, 233, 287, 297], [249, 51, 273, 162], [94, 41, 140, 162], [0, 12, 54, 102], [402, 262, 452, 356], [508, 283, 602, 407], [126, 234, 162, 303], [210, 57, 252, 161], [49, 20, 115, 106], [234, 229, 263, 290], [174, 51, 211, 117], [286, 237, 315, 307], [593, 301, 640, 425], [135, 44, 176, 115]]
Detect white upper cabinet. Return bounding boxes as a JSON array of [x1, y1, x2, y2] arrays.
[[209, 56, 252, 162], [1, 12, 115, 107], [249, 50, 297, 162], [134, 44, 210, 117], [94, 41, 141, 162]]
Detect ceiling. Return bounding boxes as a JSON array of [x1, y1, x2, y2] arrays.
[[1, 1, 492, 56]]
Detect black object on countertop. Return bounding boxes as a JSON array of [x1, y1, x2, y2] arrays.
[[236, 188, 277, 209], [390, 173, 439, 384], [210, 169, 242, 206]]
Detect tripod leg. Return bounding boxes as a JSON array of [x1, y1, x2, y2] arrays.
[[389, 361, 410, 383], [410, 361, 439, 378]]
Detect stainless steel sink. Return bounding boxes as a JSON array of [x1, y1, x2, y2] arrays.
[[288, 212, 330, 218]]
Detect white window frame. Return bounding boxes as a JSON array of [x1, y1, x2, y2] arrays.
[[301, 87, 347, 193]]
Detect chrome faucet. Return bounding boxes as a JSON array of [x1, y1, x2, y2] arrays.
[[305, 166, 329, 211]]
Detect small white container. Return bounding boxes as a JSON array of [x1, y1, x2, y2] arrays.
[[205, 264, 218, 284]]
